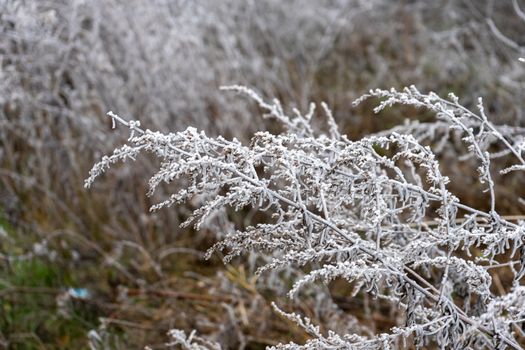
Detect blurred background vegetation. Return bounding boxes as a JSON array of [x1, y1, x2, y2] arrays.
[[1, 0, 524, 348]]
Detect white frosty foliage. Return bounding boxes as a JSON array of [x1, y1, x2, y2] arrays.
[[166, 330, 221, 350], [87, 87, 525, 349]]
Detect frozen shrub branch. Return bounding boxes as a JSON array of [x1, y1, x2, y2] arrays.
[[87, 87, 525, 349]]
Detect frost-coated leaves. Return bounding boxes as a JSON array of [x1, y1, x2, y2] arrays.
[[88, 87, 525, 349]]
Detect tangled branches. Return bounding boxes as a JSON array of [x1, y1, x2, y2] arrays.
[[87, 87, 525, 349]]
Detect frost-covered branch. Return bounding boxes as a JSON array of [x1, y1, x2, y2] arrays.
[[87, 88, 525, 349]]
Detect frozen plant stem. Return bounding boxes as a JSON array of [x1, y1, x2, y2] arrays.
[[89, 87, 525, 349]]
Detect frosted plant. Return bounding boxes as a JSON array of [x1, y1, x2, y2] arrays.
[[356, 86, 525, 211], [87, 86, 525, 349], [166, 330, 221, 350], [3, 0, 525, 347]]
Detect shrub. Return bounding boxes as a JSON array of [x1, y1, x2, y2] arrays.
[[87, 86, 525, 349]]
